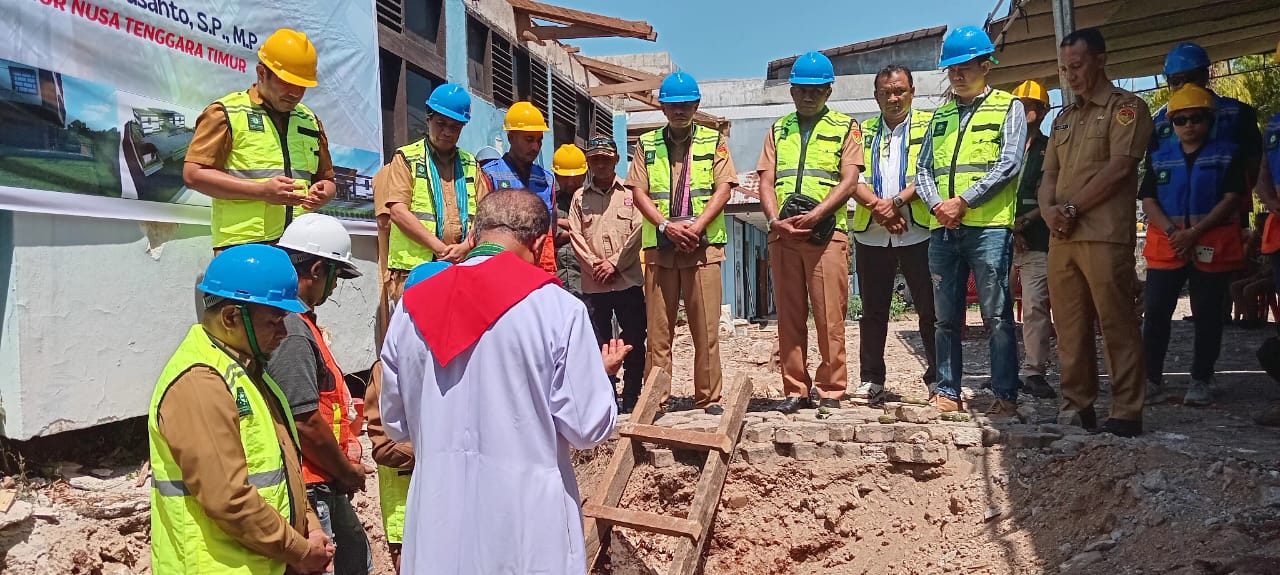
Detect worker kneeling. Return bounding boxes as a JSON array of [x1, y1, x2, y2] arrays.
[[149, 244, 333, 575], [1141, 84, 1246, 408]]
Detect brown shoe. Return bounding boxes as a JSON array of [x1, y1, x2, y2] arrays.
[[928, 394, 963, 413], [986, 399, 1019, 419]]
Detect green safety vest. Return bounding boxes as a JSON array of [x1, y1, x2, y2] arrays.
[[853, 110, 937, 231], [639, 125, 727, 249], [771, 109, 854, 232], [211, 91, 321, 248], [386, 140, 479, 270], [927, 89, 1019, 229], [378, 465, 411, 544], [148, 325, 301, 575]]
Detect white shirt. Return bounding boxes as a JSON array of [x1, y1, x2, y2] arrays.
[[854, 113, 930, 248], [379, 256, 618, 575]]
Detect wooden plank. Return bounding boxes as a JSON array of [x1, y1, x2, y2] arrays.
[[527, 24, 617, 42], [582, 368, 672, 570], [667, 372, 753, 575], [0, 489, 14, 513], [582, 504, 701, 540], [589, 78, 663, 97], [507, 0, 656, 40], [576, 56, 660, 82], [620, 424, 733, 453]]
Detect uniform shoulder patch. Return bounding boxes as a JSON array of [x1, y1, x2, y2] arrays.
[[644, 150, 656, 164], [1156, 169, 1171, 185], [235, 387, 252, 417], [1116, 107, 1136, 126], [247, 113, 265, 132], [414, 162, 427, 178], [716, 141, 729, 159]]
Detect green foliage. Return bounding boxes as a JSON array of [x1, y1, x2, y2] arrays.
[[1144, 57, 1280, 126], [847, 294, 862, 320], [888, 291, 909, 321]]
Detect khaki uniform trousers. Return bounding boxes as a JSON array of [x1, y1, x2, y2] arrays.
[[1048, 241, 1146, 421], [644, 259, 724, 408], [375, 269, 409, 353], [770, 232, 850, 399]]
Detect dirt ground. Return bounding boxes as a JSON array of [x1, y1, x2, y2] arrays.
[[3, 299, 1280, 574]]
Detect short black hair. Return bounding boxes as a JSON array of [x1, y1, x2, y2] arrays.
[[1061, 28, 1106, 54], [874, 65, 914, 89]]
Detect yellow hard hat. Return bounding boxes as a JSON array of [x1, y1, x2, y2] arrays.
[[504, 102, 549, 132], [1168, 83, 1215, 113], [552, 144, 587, 176], [1013, 80, 1049, 105], [258, 29, 318, 87]]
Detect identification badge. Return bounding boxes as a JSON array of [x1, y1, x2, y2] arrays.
[[1196, 245, 1215, 263], [235, 387, 252, 417], [247, 113, 265, 132], [415, 163, 427, 178]]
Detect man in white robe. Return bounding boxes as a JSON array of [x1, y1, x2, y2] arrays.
[[380, 189, 629, 575]]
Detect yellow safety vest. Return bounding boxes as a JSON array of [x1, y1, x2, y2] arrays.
[[378, 465, 411, 544], [639, 125, 727, 249], [211, 91, 321, 248], [148, 325, 300, 575], [853, 110, 936, 231], [386, 140, 479, 271], [771, 108, 854, 232], [927, 89, 1019, 229]]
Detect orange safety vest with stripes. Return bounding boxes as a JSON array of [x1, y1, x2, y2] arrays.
[[297, 314, 362, 485]]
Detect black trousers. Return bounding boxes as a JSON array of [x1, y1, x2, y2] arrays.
[[1143, 265, 1232, 383], [855, 240, 938, 386], [586, 286, 648, 400]]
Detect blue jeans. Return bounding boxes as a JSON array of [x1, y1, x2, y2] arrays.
[[308, 483, 372, 575], [928, 227, 1019, 400]]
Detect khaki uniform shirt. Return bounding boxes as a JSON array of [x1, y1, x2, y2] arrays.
[[377, 145, 492, 247], [363, 362, 414, 469], [625, 131, 737, 269], [569, 175, 644, 293], [185, 85, 335, 182], [1044, 82, 1153, 245], [157, 361, 319, 566]]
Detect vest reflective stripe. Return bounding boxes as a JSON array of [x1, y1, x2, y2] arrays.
[[387, 140, 480, 270], [1143, 140, 1244, 272], [928, 90, 1019, 229], [296, 315, 362, 485], [854, 111, 935, 231], [772, 109, 853, 232], [378, 465, 412, 544], [640, 125, 727, 248], [1263, 114, 1280, 255], [1153, 94, 1245, 159], [149, 325, 299, 575], [212, 91, 322, 249]]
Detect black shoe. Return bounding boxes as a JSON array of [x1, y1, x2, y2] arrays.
[[1021, 375, 1057, 399], [775, 396, 810, 414], [618, 396, 638, 415], [1102, 418, 1142, 438], [704, 404, 724, 415], [817, 398, 841, 409], [1079, 406, 1098, 432]]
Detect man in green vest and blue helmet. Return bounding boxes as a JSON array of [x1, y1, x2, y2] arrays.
[[915, 26, 1027, 417], [184, 28, 337, 251], [626, 71, 736, 414], [758, 52, 864, 413], [149, 244, 334, 574]]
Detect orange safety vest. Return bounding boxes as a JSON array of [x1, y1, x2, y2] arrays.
[[298, 314, 362, 485], [1264, 214, 1280, 255], [1142, 140, 1244, 273]]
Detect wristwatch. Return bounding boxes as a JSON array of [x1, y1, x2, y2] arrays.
[[892, 196, 906, 209], [767, 217, 779, 231], [658, 220, 670, 234], [1063, 202, 1079, 219]]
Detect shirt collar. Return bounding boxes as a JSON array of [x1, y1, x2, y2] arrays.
[[1075, 80, 1113, 107], [953, 86, 992, 107], [586, 175, 625, 195]]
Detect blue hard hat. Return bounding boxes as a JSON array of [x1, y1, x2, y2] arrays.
[[427, 83, 471, 123], [405, 261, 452, 289], [790, 51, 835, 85], [198, 245, 308, 313], [939, 26, 997, 67], [1164, 42, 1210, 76], [658, 71, 701, 103]]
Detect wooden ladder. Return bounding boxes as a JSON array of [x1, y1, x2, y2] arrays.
[[583, 369, 752, 574]]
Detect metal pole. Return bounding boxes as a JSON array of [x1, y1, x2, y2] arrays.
[[1051, 0, 1075, 103]]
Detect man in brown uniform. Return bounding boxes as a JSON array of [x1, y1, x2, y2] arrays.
[[1039, 28, 1153, 437], [569, 136, 646, 412]]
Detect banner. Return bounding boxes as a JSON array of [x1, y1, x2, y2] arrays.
[[0, 0, 382, 229]]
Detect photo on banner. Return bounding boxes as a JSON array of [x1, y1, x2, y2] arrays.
[[0, 0, 382, 227]]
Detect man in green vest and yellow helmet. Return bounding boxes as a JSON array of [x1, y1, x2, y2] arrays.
[[847, 64, 938, 404], [184, 28, 337, 251], [374, 83, 489, 346], [626, 71, 735, 414], [915, 26, 1027, 416], [149, 244, 333, 574], [757, 52, 864, 414]]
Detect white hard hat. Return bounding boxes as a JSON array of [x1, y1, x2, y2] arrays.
[[277, 213, 362, 278]]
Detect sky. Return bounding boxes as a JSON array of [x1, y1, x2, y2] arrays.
[[62, 75, 118, 131], [548, 0, 1007, 80]]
